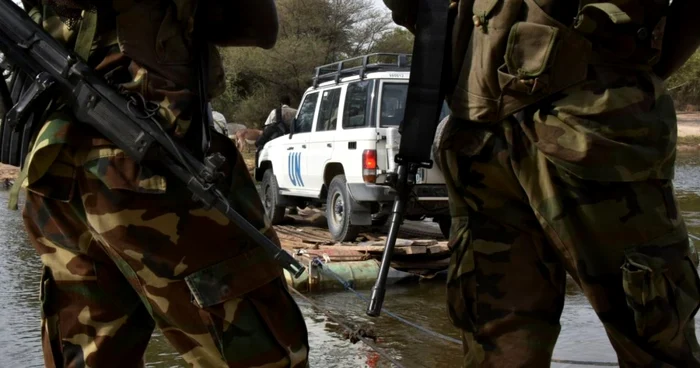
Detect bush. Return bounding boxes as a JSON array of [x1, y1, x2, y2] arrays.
[[668, 49, 700, 111]]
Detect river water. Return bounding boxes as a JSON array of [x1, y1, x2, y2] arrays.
[[2, 153, 700, 368]]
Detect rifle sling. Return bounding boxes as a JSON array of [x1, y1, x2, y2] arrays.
[[396, 0, 451, 167], [74, 10, 97, 62]]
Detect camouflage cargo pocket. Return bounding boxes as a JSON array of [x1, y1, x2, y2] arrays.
[[621, 244, 700, 343], [446, 216, 478, 332], [497, 21, 560, 96], [182, 244, 285, 358], [183, 246, 283, 309]]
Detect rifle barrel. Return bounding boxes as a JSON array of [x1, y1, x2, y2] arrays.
[[367, 164, 409, 317]]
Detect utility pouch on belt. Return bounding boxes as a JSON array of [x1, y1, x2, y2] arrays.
[[449, 0, 668, 123]]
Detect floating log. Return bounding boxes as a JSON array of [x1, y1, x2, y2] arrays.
[[284, 259, 418, 292]]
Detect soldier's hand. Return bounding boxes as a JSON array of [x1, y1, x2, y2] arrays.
[[382, 0, 419, 33]]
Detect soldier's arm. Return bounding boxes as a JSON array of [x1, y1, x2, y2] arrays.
[[653, 0, 700, 80]]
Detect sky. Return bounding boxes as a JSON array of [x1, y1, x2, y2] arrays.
[[371, 0, 387, 9], [372, 0, 393, 15]]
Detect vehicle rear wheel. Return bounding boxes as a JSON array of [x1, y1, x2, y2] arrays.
[[262, 169, 286, 224], [326, 175, 361, 242], [437, 216, 451, 239]]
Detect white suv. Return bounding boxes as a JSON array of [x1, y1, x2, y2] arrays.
[[254, 54, 451, 242]]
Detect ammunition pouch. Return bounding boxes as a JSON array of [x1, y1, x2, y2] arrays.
[[449, 0, 669, 124], [573, 3, 667, 67]]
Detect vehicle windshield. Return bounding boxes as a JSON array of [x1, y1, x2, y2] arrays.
[[379, 82, 451, 127]]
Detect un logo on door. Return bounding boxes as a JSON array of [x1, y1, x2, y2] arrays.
[[288, 152, 304, 187]]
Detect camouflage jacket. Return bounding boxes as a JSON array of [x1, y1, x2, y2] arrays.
[[384, 0, 681, 183], [22, 0, 227, 138], [384, 0, 670, 123], [10, 0, 227, 208]]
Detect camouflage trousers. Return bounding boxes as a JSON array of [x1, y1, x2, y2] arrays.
[[438, 69, 700, 367], [20, 112, 309, 367]]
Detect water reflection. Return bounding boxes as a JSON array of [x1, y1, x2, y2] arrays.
[[1, 153, 700, 368], [0, 193, 43, 368]]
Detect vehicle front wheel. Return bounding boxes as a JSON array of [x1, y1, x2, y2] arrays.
[[262, 169, 286, 224], [326, 175, 361, 242]]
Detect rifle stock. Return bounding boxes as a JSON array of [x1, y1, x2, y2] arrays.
[[0, 0, 306, 279], [367, 0, 452, 317]]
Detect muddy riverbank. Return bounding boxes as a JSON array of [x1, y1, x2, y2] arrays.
[[676, 112, 700, 151]]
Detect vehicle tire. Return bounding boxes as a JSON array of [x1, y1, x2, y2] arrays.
[[437, 216, 451, 239], [326, 175, 361, 242], [262, 169, 286, 224]]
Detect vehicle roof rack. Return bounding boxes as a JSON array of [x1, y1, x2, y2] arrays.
[[312, 53, 412, 88]]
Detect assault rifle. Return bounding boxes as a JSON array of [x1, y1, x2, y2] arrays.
[[366, 0, 452, 317], [0, 0, 306, 279]]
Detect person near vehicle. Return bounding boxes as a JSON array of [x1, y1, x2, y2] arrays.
[[212, 110, 230, 136], [256, 96, 298, 150], [384, 0, 700, 366], [13, 0, 309, 366]]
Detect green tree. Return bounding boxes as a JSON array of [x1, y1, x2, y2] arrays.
[[370, 28, 414, 54], [667, 49, 700, 110]]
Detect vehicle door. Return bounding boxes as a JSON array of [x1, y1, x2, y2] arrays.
[[306, 86, 343, 193], [335, 79, 375, 185], [276, 91, 319, 194]]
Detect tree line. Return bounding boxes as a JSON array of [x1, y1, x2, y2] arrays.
[[668, 49, 700, 111], [211, 0, 414, 128]]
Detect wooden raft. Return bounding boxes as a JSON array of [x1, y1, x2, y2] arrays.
[[268, 208, 451, 273], [274, 224, 451, 258]]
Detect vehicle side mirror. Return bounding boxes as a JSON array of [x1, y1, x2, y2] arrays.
[[289, 118, 296, 139]]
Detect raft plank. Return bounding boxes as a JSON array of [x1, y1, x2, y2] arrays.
[[391, 258, 450, 270], [427, 244, 450, 254], [315, 244, 425, 255], [297, 248, 371, 262], [357, 239, 415, 247], [403, 246, 427, 255], [413, 239, 438, 246]]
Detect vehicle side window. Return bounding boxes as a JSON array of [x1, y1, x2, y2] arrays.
[[343, 80, 371, 129], [379, 82, 408, 127], [316, 88, 342, 132], [294, 92, 319, 134]]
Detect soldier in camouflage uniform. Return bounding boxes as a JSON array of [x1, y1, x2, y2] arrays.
[[12, 0, 309, 366], [385, 0, 700, 366]]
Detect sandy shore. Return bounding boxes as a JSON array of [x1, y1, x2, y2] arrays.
[[0, 164, 17, 181], [677, 112, 700, 151], [677, 113, 700, 137]]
